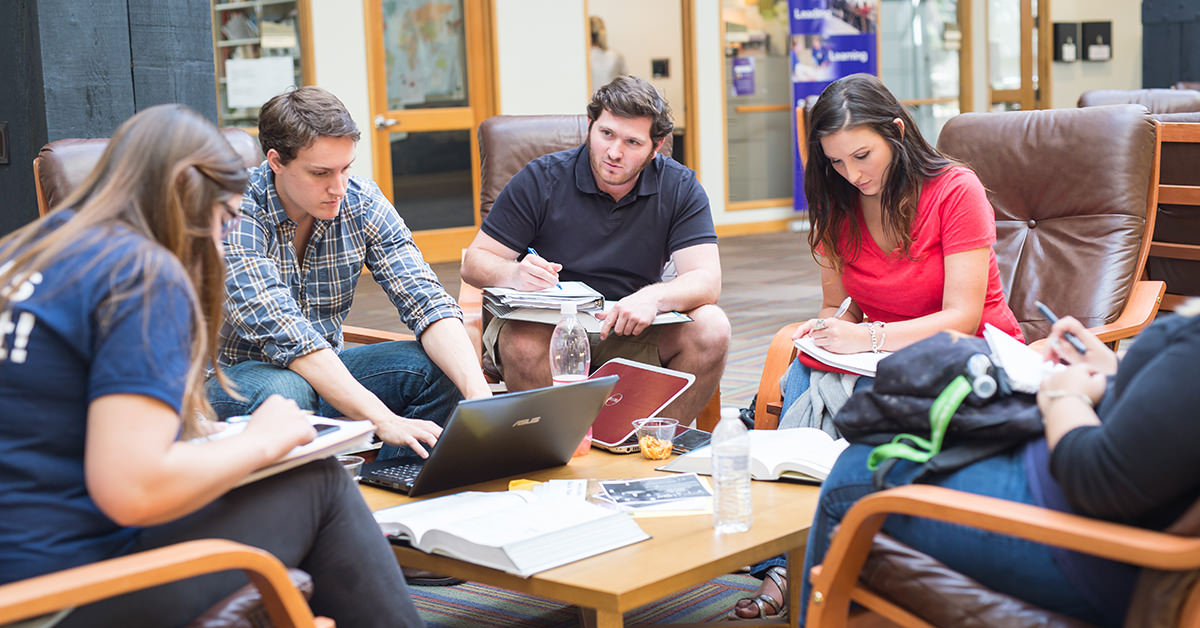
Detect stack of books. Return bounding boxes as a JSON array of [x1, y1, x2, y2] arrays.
[[483, 281, 605, 311]]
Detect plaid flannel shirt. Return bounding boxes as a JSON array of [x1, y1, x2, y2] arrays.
[[217, 164, 461, 368]]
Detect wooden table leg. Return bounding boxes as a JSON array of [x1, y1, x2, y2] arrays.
[[578, 606, 624, 628], [786, 546, 805, 628]]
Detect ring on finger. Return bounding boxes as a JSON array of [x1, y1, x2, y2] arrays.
[[813, 318, 826, 330]]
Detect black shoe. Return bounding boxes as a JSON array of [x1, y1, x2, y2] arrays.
[[402, 566, 464, 587]]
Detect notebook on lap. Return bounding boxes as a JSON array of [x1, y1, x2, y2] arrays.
[[360, 375, 618, 497], [588, 359, 710, 454]]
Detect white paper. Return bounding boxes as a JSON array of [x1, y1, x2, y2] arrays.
[[225, 56, 296, 109]]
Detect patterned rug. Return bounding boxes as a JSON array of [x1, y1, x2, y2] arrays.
[[410, 573, 761, 627]]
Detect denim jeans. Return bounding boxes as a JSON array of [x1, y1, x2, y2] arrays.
[[207, 341, 461, 461], [789, 444, 1112, 626]]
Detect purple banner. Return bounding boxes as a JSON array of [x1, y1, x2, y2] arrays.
[[789, 0, 878, 211], [731, 57, 756, 97]]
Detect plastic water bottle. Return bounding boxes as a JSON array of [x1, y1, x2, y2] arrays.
[[712, 407, 752, 533], [550, 302, 592, 456]]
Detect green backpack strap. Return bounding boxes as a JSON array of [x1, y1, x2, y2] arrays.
[[867, 375, 972, 470]]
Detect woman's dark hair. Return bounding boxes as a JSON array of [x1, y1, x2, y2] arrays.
[[804, 73, 957, 271], [586, 75, 674, 145]]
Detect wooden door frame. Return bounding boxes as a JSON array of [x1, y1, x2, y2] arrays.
[[362, 0, 497, 262], [987, 0, 1050, 109]]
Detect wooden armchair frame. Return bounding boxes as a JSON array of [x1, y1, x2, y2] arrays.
[[0, 539, 331, 627], [1148, 121, 1200, 312], [806, 484, 1200, 627]]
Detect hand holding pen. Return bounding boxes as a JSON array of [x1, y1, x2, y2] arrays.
[[1037, 303, 1120, 376], [1034, 301, 1087, 354], [514, 247, 561, 291]]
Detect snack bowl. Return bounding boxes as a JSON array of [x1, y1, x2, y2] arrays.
[[632, 417, 679, 460], [337, 454, 365, 480]]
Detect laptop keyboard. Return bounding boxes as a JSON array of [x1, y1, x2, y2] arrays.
[[367, 462, 423, 489]]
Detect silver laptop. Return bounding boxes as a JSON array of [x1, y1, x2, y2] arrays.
[[359, 375, 617, 497]]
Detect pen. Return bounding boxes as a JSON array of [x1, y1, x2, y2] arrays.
[[832, 296, 853, 320], [226, 409, 314, 423], [526, 247, 561, 289], [1034, 301, 1088, 354]]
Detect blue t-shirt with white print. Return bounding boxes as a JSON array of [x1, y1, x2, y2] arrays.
[[0, 212, 193, 584]]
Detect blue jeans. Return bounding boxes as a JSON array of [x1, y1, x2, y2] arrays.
[[207, 341, 461, 461], [786, 444, 1112, 626], [780, 358, 874, 418]]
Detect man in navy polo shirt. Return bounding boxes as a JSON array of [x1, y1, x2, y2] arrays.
[[461, 76, 729, 422]]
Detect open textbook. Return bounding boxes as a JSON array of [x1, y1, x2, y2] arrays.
[[200, 417, 376, 486], [375, 491, 649, 577], [983, 323, 1064, 394], [484, 297, 692, 334], [794, 336, 891, 377], [659, 427, 850, 483]]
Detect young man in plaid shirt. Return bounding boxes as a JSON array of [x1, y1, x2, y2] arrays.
[[209, 87, 490, 462]]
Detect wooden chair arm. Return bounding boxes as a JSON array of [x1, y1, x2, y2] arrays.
[[1092, 280, 1165, 344], [753, 323, 802, 429], [342, 325, 414, 345], [808, 484, 1200, 626], [0, 539, 321, 627], [458, 281, 484, 361]]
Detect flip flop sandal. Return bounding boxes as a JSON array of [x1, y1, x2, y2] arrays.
[[726, 565, 787, 620]]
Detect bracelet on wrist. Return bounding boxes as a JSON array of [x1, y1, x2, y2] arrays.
[[866, 321, 886, 353], [1041, 389, 1094, 406]]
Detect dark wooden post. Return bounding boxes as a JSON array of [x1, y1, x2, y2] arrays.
[[0, 0, 216, 236]]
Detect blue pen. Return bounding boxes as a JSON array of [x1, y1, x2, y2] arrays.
[[1034, 301, 1088, 354], [526, 247, 561, 289]]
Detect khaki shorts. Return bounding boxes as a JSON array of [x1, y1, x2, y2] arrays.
[[482, 314, 662, 379]]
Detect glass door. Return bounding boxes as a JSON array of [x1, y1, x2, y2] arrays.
[[363, 0, 495, 263], [881, 0, 966, 142], [987, 0, 1050, 110]]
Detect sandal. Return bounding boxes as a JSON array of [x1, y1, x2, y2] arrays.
[[727, 565, 788, 620]]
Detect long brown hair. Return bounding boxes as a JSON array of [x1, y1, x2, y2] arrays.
[[804, 73, 957, 271], [0, 104, 248, 429]]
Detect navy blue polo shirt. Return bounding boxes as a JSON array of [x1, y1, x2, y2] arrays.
[[481, 144, 716, 300]]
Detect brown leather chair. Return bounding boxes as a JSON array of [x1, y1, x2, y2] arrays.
[[752, 104, 1165, 428], [32, 129, 406, 347], [473, 115, 723, 430], [1077, 88, 1200, 113], [0, 539, 331, 628], [34, 128, 262, 216], [1146, 114, 1200, 311]]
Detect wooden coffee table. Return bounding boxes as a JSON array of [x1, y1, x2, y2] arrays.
[[359, 450, 819, 627]]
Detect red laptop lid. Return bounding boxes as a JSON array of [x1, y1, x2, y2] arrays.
[[588, 358, 695, 447]]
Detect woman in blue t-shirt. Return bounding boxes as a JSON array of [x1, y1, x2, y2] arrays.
[[0, 105, 421, 627]]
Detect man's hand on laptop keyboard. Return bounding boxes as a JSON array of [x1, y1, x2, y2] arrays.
[[373, 414, 443, 458]]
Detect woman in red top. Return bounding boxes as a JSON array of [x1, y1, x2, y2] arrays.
[[732, 73, 1022, 620], [798, 72, 1021, 354]]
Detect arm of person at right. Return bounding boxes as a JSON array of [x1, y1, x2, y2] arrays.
[[461, 230, 560, 291], [595, 242, 720, 339]]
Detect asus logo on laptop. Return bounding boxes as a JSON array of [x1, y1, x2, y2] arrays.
[[512, 416, 541, 427]]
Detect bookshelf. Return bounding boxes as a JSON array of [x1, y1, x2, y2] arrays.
[[211, 0, 313, 130]]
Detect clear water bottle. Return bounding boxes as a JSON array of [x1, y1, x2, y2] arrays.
[[550, 301, 592, 456], [712, 406, 752, 533]]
